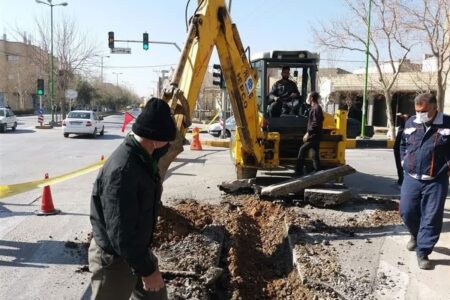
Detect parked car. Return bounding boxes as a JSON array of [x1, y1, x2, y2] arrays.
[[62, 110, 104, 138], [0, 107, 17, 133], [346, 118, 374, 138], [208, 116, 235, 137]]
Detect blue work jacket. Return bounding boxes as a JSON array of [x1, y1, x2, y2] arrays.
[[400, 112, 450, 179]]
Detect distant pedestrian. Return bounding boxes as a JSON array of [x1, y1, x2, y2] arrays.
[[400, 93, 450, 270], [295, 92, 324, 176], [89, 98, 176, 299], [393, 113, 410, 186]]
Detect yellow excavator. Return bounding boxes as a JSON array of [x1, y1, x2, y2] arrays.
[[159, 0, 347, 179]]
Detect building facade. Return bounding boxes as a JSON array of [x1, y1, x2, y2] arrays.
[[0, 35, 49, 112]]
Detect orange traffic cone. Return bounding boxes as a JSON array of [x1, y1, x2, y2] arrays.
[[35, 173, 60, 216], [190, 127, 203, 151]]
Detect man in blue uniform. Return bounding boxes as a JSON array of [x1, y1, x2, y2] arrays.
[[400, 93, 450, 270]]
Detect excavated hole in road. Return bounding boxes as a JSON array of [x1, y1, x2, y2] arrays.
[[76, 194, 401, 299], [154, 195, 313, 299]]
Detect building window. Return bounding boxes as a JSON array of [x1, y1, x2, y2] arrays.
[[7, 55, 19, 62]]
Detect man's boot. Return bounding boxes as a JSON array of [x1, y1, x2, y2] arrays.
[[406, 235, 416, 251], [417, 255, 432, 270]]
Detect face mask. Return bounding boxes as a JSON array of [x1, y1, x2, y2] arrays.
[[415, 112, 431, 123], [152, 143, 170, 161], [306, 98, 311, 105]]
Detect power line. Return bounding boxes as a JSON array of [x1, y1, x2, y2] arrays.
[[101, 63, 177, 69]]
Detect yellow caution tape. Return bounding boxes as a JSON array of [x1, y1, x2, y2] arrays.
[[0, 158, 106, 199], [207, 111, 220, 126]]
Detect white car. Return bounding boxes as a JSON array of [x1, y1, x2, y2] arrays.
[[208, 115, 235, 137], [62, 110, 104, 138], [0, 107, 18, 133]]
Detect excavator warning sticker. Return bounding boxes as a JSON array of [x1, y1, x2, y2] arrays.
[[245, 76, 254, 95]]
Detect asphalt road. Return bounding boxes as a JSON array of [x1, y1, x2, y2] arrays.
[[0, 114, 449, 299]]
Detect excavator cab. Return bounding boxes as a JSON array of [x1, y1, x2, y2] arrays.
[[251, 50, 345, 167]]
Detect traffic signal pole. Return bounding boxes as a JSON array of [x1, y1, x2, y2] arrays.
[[50, 4, 55, 124], [109, 37, 182, 52]]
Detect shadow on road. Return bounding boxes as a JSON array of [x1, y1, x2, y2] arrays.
[[3, 128, 36, 134], [0, 239, 87, 268], [68, 134, 124, 140], [165, 149, 226, 180]]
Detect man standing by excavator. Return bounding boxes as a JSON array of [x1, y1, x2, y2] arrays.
[[295, 91, 324, 177]]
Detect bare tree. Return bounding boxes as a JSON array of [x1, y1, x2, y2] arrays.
[[33, 15, 99, 118], [313, 0, 417, 137], [402, 0, 450, 111]]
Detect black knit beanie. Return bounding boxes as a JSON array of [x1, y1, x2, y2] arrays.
[[132, 98, 176, 141]]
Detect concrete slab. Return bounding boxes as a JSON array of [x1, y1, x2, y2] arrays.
[[260, 165, 356, 197]]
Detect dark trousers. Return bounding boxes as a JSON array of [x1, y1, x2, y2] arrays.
[[269, 100, 299, 117], [295, 140, 320, 175], [88, 239, 168, 300], [393, 130, 404, 184], [400, 174, 449, 256]]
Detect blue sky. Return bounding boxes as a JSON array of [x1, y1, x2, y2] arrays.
[[1, 0, 361, 97]]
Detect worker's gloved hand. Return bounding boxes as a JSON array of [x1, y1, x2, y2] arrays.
[[142, 270, 165, 292]]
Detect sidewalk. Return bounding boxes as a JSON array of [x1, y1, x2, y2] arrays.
[[344, 148, 450, 299]]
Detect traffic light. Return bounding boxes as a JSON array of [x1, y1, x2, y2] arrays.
[[108, 31, 114, 49], [37, 79, 44, 96], [212, 64, 224, 88], [143, 33, 149, 50]]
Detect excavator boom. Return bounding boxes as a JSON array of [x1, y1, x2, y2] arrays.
[[159, 0, 263, 177]]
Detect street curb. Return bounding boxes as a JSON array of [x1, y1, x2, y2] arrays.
[[284, 218, 306, 283], [200, 139, 395, 149], [35, 125, 54, 129], [345, 139, 394, 149], [200, 139, 230, 148]]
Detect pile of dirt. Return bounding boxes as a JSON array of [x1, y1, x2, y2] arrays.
[[154, 195, 318, 299]]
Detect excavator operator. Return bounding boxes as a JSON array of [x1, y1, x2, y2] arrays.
[[268, 66, 301, 117]]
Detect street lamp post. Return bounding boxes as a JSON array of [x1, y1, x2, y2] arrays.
[[36, 0, 68, 125], [100, 56, 110, 83], [112, 72, 123, 86]]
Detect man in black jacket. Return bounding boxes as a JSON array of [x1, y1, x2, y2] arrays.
[[295, 92, 324, 177], [89, 98, 176, 299]]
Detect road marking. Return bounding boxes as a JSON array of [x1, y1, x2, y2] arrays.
[[0, 158, 106, 199]]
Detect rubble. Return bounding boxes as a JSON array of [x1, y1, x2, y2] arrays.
[[304, 188, 351, 207], [218, 178, 257, 194]]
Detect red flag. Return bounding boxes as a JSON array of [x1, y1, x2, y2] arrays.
[[121, 112, 135, 132]]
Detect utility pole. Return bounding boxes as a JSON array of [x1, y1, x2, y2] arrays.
[[220, 91, 228, 138], [360, 0, 372, 138], [35, 0, 68, 125], [100, 56, 109, 83], [112, 72, 122, 86]]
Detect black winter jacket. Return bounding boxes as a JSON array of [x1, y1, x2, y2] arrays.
[[269, 79, 300, 102], [307, 104, 324, 141], [90, 135, 161, 276]]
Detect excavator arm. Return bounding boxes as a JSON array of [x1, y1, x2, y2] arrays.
[[159, 0, 264, 178]]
